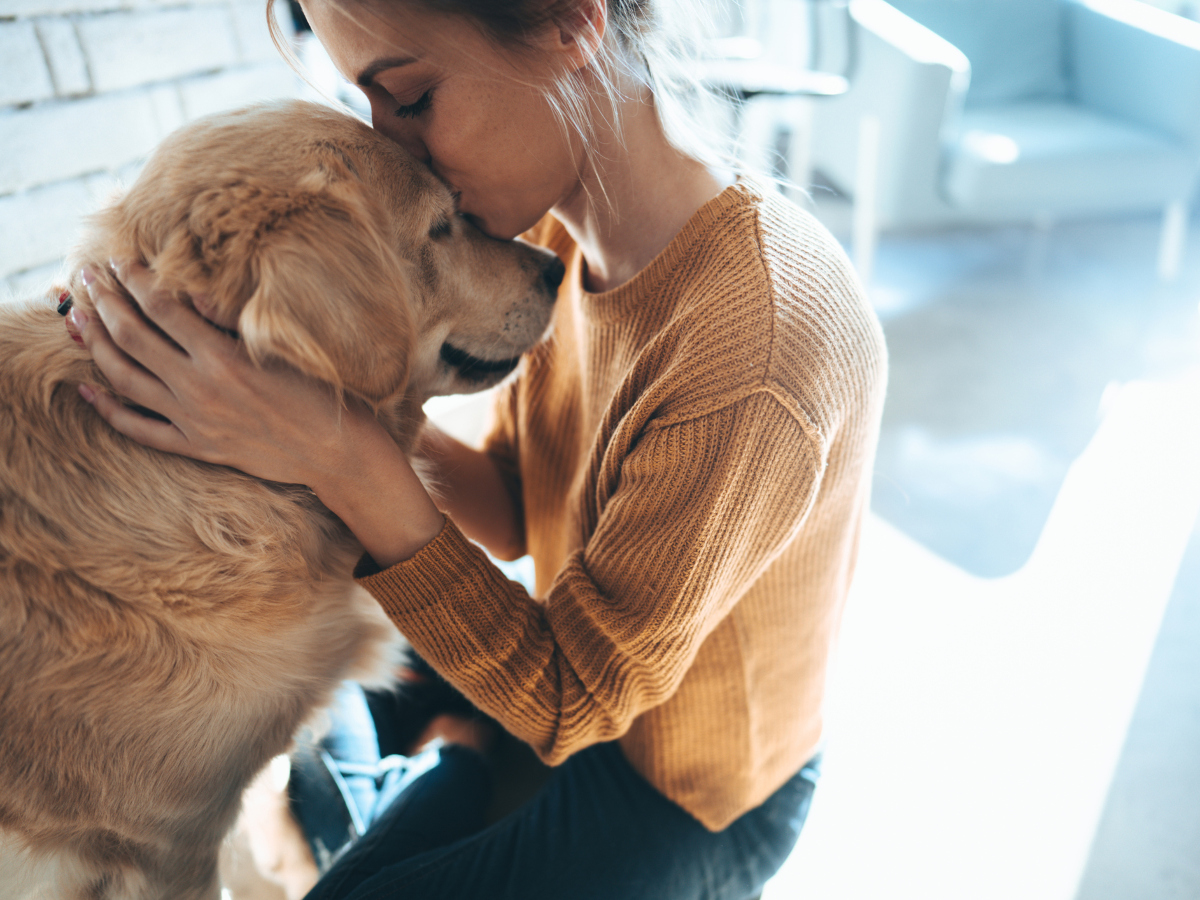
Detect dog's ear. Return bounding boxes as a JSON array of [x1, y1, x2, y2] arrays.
[[180, 166, 414, 402]]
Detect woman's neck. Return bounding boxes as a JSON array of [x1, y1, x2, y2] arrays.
[[551, 92, 730, 294]]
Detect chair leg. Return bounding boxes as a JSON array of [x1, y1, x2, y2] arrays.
[[1158, 200, 1188, 283], [852, 113, 881, 289]]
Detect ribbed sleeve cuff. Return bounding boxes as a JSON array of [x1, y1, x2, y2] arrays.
[[354, 516, 543, 687], [355, 515, 481, 617]]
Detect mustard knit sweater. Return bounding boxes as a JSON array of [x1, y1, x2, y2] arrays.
[[358, 180, 887, 831]]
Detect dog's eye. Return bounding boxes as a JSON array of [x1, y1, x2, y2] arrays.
[[428, 219, 452, 240]]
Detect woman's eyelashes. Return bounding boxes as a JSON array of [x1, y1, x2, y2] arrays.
[[395, 90, 432, 119]]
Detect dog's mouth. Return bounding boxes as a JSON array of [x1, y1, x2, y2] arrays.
[[440, 342, 522, 383]]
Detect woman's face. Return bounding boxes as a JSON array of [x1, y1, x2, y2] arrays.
[[300, 1, 584, 240]]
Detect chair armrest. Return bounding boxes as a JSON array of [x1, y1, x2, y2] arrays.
[[1065, 0, 1200, 149], [811, 0, 970, 227]]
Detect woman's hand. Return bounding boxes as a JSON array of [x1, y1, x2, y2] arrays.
[[73, 261, 346, 485], [72, 260, 444, 566]]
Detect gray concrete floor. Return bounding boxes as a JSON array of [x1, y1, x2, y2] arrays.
[[808, 188, 1200, 899]]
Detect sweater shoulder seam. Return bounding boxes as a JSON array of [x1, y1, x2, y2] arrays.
[[643, 385, 827, 455], [748, 203, 780, 395]]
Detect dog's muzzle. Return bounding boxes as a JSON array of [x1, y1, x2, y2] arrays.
[[440, 342, 522, 383]]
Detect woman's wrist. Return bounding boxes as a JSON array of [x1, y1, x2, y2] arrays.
[[309, 411, 445, 568]]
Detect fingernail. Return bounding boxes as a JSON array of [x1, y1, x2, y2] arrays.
[[68, 305, 88, 330], [56, 291, 74, 316], [78, 384, 96, 403], [80, 267, 94, 287]]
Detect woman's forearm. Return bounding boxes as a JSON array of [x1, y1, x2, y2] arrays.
[[417, 424, 524, 561], [309, 413, 446, 569]]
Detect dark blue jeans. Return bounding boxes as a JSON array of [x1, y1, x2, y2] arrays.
[[298, 686, 819, 900]]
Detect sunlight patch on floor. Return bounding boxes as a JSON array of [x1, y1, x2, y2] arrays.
[[765, 370, 1200, 900]]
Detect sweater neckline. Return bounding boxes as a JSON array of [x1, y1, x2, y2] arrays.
[[577, 178, 761, 323]]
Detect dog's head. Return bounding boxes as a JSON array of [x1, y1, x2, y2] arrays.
[[66, 100, 562, 426]]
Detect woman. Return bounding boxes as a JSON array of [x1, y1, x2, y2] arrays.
[[69, 0, 887, 896]]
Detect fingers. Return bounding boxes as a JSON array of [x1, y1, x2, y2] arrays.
[[81, 266, 195, 381], [79, 383, 190, 457], [64, 309, 84, 346], [110, 259, 229, 356], [70, 296, 181, 421]]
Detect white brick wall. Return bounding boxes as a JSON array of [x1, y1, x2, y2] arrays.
[[0, 0, 302, 294], [77, 7, 240, 92], [3, 0, 228, 19], [35, 18, 93, 96], [178, 62, 296, 119], [0, 179, 94, 279], [0, 93, 164, 195], [229, 0, 280, 62], [0, 21, 56, 106]]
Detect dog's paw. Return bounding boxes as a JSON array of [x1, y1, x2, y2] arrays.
[[223, 756, 319, 900]]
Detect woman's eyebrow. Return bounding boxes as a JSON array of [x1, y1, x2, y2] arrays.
[[356, 56, 418, 87]]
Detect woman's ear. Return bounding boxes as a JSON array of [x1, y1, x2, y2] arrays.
[[540, 0, 607, 72]]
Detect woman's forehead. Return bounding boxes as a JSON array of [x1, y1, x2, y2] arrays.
[[300, 0, 477, 59], [300, 0, 545, 81]]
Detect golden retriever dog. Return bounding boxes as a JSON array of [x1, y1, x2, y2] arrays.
[[0, 99, 561, 900]]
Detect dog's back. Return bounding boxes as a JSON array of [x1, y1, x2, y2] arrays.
[[0, 97, 561, 897], [0, 300, 396, 899]]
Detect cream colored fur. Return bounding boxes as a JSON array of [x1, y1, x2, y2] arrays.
[[0, 100, 557, 900]]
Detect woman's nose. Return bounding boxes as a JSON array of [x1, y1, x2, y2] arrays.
[[369, 99, 431, 164]]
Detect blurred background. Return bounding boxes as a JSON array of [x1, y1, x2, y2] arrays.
[[1, 0, 1198, 897]]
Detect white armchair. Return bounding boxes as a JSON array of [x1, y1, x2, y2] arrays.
[[810, 0, 1200, 282]]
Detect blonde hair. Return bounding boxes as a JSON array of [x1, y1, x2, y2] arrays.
[[269, 0, 735, 174]]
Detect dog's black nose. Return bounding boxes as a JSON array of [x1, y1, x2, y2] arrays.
[[542, 256, 566, 295]]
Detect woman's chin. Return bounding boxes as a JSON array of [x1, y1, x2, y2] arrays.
[[464, 208, 541, 242], [472, 216, 518, 241]]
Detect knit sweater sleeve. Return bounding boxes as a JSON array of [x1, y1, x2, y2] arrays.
[[358, 389, 824, 765]]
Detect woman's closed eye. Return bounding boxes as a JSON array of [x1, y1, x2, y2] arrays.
[[395, 90, 432, 119]]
